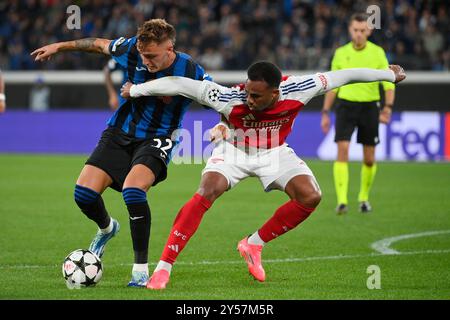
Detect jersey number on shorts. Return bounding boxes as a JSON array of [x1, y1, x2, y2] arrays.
[[153, 138, 173, 157]]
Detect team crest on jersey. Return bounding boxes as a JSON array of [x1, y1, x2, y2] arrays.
[[208, 88, 220, 102]]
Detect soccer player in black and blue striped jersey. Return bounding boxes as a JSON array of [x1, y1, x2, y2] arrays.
[[31, 19, 211, 287]]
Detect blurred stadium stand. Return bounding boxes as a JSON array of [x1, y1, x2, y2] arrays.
[[1, 0, 449, 71], [0, 0, 449, 110]]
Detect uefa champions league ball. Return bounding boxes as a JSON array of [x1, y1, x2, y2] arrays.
[[62, 249, 103, 289]]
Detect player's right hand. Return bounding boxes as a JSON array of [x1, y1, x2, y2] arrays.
[[120, 82, 133, 99], [31, 43, 59, 62], [320, 112, 330, 134], [0, 100, 5, 113], [389, 65, 406, 83], [210, 123, 230, 142]]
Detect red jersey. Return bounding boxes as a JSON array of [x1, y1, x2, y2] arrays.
[[198, 73, 330, 149]]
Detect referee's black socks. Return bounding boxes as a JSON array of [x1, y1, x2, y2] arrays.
[[74, 184, 111, 229], [123, 187, 151, 264]]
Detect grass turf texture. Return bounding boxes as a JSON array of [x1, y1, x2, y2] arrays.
[[0, 154, 449, 299]]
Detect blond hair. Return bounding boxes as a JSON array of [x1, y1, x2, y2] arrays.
[[137, 19, 176, 49]]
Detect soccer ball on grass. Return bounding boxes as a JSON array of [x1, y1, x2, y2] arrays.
[[62, 249, 103, 289]]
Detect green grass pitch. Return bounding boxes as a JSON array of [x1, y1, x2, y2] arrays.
[[0, 154, 449, 300]]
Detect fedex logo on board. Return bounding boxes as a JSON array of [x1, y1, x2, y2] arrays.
[[386, 112, 442, 161], [317, 112, 450, 161]]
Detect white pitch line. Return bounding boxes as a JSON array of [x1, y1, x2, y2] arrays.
[[370, 230, 450, 255], [2, 230, 449, 270], [1, 248, 449, 270]]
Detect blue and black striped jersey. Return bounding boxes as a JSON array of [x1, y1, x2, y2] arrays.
[[107, 36, 211, 138]]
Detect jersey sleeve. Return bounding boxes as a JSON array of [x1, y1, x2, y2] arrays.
[[280, 73, 331, 105], [195, 63, 212, 81], [194, 63, 213, 109], [197, 80, 243, 116], [378, 47, 395, 91], [108, 37, 135, 69]]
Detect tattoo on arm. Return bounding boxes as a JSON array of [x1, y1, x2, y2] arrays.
[[62, 38, 110, 55], [74, 38, 97, 50]]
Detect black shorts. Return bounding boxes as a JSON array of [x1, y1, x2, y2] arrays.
[[334, 99, 381, 146], [86, 127, 175, 192]]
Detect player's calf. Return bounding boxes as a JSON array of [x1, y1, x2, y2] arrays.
[[240, 199, 316, 281], [74, 184, 110, 229], [122, 187, 151, 265]]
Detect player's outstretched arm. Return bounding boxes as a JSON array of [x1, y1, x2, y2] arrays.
[[121, 77, 206, 104], [31, 38, 112, 62], [324, 65, 406, 91]]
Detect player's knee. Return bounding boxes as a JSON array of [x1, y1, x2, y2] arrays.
[[298, 190, 322, 209], [364, 159, 375, 167], [196, 186, 225, 203], [123, 180, 152, 192], [122, 187, 147, 206], [74, 184, 100, 208]]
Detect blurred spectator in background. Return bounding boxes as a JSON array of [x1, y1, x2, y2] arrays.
[[0, 68, 5, 113], [0, 0, 449, 71], [29, 75, 50, 112]]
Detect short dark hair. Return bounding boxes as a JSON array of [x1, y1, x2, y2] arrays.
[[247, 61, 282, 88], [350, 12, 369, 23]]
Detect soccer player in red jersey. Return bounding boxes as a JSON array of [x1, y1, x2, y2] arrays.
[[121, 62, 406, 289]]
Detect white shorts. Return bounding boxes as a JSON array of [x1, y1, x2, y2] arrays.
[[202, 142, 315, 192]]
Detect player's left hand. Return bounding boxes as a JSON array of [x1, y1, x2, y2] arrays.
[[389, 65, 406, 83], [31, 43, 59, 62], [0, 100, 5, 113], [120, 82, 133, 99], [379, 105, 392, 124]]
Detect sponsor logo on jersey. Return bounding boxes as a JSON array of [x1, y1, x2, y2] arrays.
[[241, 117, 290, 130]]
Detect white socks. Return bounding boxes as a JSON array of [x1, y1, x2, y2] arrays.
[[247, 231, 266, 246], [100, 218, 114, 234], [132, 263, 149, 275], [155, 260, 173, 274]]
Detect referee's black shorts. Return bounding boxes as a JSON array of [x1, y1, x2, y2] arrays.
[[334, 99, 381, 146], [86, 127, 172, 192]]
